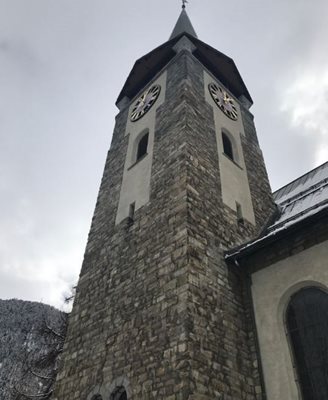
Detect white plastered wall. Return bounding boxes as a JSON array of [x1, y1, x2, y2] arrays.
[[251, 240, 328, 400], [203, 71, 255, 225], [115, 71, 167, 225]]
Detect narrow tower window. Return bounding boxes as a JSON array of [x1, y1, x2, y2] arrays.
[[129, 202, 135, 222], [222, 131, 234, 161], [286, 287, 328, 399], [136, 132, 149, 161], [236, 201, 243, 223]]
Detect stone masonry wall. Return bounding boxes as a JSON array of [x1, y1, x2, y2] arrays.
[[177, 51, 275, 399], [52, 48, 275, 400]]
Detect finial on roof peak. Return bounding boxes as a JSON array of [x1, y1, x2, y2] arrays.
[[182, 0, 188, 9]]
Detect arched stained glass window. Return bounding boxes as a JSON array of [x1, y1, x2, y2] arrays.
[[286, 287, 328, 400]]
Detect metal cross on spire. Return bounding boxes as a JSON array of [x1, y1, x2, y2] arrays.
[[182, 0, 188, 9]]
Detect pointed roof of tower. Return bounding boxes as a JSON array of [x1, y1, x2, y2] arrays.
[[169, 8, 198, 40], [116, 10, 253, 107]]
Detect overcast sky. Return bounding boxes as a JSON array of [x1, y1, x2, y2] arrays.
[[1, 0, 328, 310]]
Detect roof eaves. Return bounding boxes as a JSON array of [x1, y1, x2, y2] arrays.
[[225, 201, 328, 262], [190, 37, 253, 104], [116, 36, 180, 105]]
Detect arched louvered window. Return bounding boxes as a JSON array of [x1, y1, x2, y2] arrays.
[[110, 387, 127, 400], [136, 132, 149, 161], [222, 131, 234, 161], [286, 287, 328, 400]]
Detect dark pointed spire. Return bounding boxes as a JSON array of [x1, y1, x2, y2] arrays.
[[169, 8, 198, 40]]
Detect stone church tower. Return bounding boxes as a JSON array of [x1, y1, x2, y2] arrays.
[[53, 8, 276, 400]]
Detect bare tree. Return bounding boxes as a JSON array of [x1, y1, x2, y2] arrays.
[[11, 313, 68, 400]]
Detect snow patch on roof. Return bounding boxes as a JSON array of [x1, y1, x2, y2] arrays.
[[226, 201, 328, 259], [271, 178, 328, 229], [227, 161, 328, 258], [274, 161, 328, 204]]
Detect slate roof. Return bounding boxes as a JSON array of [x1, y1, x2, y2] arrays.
[[226, 161, 328, 259], [272, 161, 328, 229]]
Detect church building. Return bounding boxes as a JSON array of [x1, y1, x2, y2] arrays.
[[52, 7, 328, 400]]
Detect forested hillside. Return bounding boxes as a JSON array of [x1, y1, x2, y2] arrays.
[[0, 299, 68, 399]]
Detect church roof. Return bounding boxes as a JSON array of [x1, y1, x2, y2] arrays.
[[226, 161, 328, 260], [274, 161, 328, 204], [169, 8, 198, 40], [116, 13, 252, 106]]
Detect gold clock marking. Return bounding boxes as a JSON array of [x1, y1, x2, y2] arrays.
[[208, 82, 238, 121]]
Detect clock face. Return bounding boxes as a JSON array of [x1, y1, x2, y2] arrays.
[[208, 82, 238, 121], [130, 84, 161, 122]]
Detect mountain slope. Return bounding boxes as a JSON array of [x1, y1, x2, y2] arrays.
[[0, 299, 68, 399]]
